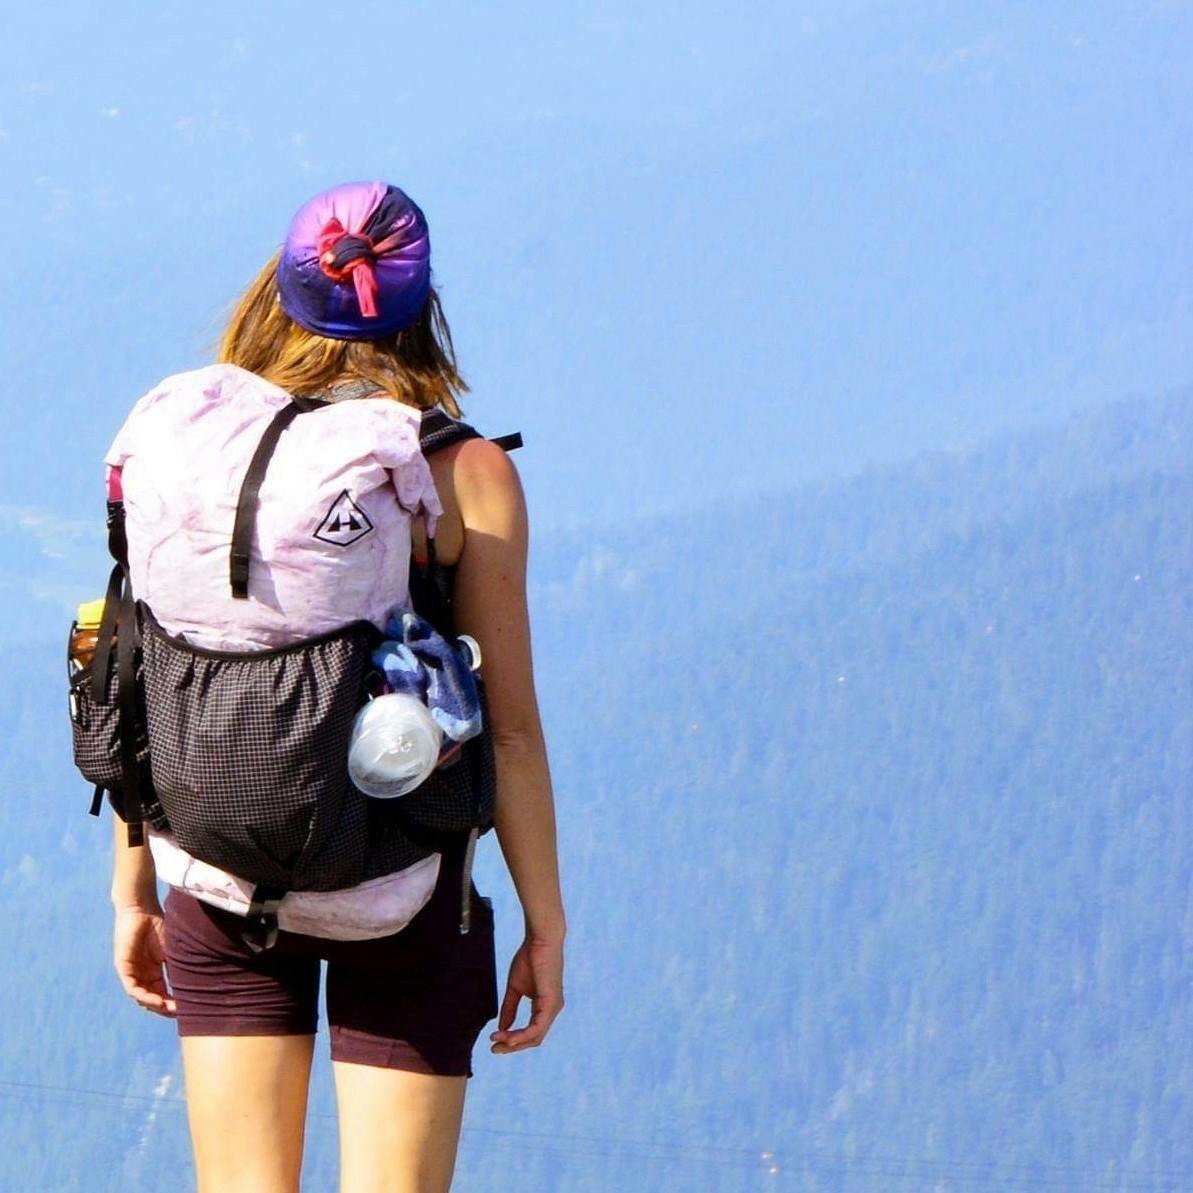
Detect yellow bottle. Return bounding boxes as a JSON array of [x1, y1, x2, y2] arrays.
[[69, 598, 107, 670]]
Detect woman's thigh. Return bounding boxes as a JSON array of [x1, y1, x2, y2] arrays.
[[333, 1062, 468, 1193], [182, 1033, 315, 1193], [164, 890, 323, 1192], [324, 888, 496, 1192]]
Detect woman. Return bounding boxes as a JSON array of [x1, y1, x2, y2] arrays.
[[107, 181, 566, 1193]]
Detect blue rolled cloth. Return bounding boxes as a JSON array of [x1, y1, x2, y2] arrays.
[[371, 611, 483, 745]]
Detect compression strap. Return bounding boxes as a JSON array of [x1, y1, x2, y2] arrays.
[[91, 498, 145, 845], [230, 403, 305, 599], [242, 885, 288, 954], [115, 566, 143, 846]]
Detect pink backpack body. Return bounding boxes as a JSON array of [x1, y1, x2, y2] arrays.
[[70, 365, 501, 946], [104, 363, 441, 651]]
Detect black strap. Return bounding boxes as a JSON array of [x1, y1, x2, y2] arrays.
[[230, 403, 305, 598], [490, 431, 523, 452], [459, 825, 479, 935], [242, 885, 288, 954], [419, 412, 481, 456], [89, 556, 124, 704], [418, 410, 522, 458], [88, 498, 144, 843], [89, 786, 105, 818], [115, 574, 143, 846]]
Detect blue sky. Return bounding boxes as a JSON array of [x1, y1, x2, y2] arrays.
[[0, 0, 1190, 628]]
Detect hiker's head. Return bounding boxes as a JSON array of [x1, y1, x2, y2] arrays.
[[219, 181, 467, 415]]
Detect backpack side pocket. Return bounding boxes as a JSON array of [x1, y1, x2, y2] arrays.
[[67, 627, 159, 824], [373, 678, 498, 837]]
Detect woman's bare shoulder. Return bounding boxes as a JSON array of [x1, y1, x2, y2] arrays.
[[452, 437, 526, 530]]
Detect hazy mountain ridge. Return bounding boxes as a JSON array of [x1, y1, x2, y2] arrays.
[[556, 387, 1185, 569]]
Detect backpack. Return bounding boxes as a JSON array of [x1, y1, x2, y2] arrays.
[[67, 365, 520, 948]]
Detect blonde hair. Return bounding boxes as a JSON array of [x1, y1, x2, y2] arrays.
[[218, 250, 468, 417]]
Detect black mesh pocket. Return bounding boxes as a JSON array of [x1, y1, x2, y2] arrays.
[[140, 609, 389, 892], [397, 679, 497, 834], [67, 629, 159, 824], [69, 660, 124, 791]]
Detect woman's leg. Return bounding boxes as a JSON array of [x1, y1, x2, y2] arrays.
[[181, 1034, 315, 1193], [164, 890, 323, 1193], [333, 1062, 467, 1193], [323, 865, 497, 1193]]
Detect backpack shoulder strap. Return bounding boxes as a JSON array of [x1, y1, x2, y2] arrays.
[[419, 409, 481, 456], [409, 412, 523, 634], [419, 409, 523, 457], [230, 402, 307, 599]]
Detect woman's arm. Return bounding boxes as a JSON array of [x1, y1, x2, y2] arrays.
[[111, 817, 176, 1017], [451, 439, 565, 1052]]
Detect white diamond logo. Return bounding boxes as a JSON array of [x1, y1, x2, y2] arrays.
[[314, 490, 374, 547]]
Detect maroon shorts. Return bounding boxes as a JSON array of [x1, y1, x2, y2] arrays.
[[163, 858, 498, 1077]]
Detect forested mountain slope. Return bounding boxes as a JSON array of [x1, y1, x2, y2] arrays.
[[2, 391, 1189, 1191]]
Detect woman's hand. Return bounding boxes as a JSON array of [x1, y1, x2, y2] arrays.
[[113, 903, 176, 1018], [489, 936, 564, 1054]]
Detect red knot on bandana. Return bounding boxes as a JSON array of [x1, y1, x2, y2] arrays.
[[317, 219, 381, 318]]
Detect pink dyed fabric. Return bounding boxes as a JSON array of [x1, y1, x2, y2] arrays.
[[147, 828, 441, 941], [105, 363, 441, 650]]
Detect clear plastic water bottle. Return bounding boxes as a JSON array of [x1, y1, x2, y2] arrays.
[[347, 693, 443, 799]]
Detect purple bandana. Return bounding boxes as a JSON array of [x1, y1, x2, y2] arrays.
[[276, 181, 432, 340]]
